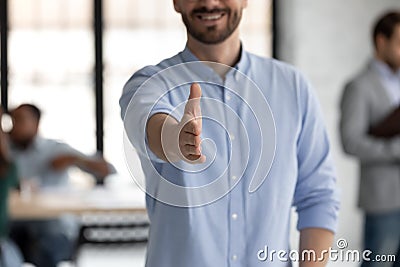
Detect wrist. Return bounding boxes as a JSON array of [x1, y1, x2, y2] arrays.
[[160, 117, 181, 162], [74, 156, 87, 168]]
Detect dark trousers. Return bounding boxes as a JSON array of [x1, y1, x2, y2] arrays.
[[10, 217, 79, 267], [361, 210, 400, 267]]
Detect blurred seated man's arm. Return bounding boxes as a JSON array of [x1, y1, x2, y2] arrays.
[[50, 154, 111, 178]]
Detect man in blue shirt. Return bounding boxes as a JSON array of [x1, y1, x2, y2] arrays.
[[120, 0, 339, 266]]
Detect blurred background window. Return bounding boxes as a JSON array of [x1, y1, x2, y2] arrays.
[[8, 0, 95, 154]]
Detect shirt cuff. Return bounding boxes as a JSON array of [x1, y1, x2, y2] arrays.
[[297, 202, 339, 233]]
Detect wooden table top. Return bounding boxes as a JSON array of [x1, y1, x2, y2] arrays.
[[9, 185, 147, 219]]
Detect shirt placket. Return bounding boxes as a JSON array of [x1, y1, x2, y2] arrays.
[[224, 72, 245, 267]]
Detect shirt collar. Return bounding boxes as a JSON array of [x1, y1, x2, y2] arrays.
[[372, 58, 400, 80], [179, 42, 250, 74]]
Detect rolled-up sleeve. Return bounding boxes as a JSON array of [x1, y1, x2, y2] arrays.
[[292, 74, 340, 233]]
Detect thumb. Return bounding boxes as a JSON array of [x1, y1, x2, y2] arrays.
[[189, 83, 202, 100], [185, 83, 202, 115]]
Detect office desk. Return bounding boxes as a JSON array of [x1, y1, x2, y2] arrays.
[[9, 184, 150, 245], [9, 185, 147, 220]]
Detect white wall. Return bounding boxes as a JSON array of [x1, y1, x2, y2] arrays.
[[277, 0, 400, 251]]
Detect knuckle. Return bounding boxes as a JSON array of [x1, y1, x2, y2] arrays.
[[189, 120, 197, 130]]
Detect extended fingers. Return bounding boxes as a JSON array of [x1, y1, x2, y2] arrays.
[[180, 131, 201, 146], [182, 118, 201, 136]]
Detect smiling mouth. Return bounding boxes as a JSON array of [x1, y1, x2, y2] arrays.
[[196, 13, 226, 21]]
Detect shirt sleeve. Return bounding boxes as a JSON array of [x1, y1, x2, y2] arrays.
[[292, 72, 340, 233], [46, 141, 116, 174], [120, 66, 176, 163], [50, 141, 85, 158]]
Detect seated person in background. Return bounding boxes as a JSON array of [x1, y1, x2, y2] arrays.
[[0, 108, 23, 267], [8, 103, 114, 267], [9, 104, 111, 187]]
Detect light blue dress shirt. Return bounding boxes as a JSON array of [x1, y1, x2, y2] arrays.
[[120, 46, 339, 267]]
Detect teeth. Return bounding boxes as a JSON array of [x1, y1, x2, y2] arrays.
[[200, 14, 223, 20]]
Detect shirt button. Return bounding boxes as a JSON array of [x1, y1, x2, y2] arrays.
[[231, 175, 237, 181], [232, 254, 238, 261], [226, 95, 231, 101], [232, 213, 238, 220], [230, 134, 235, 141]]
